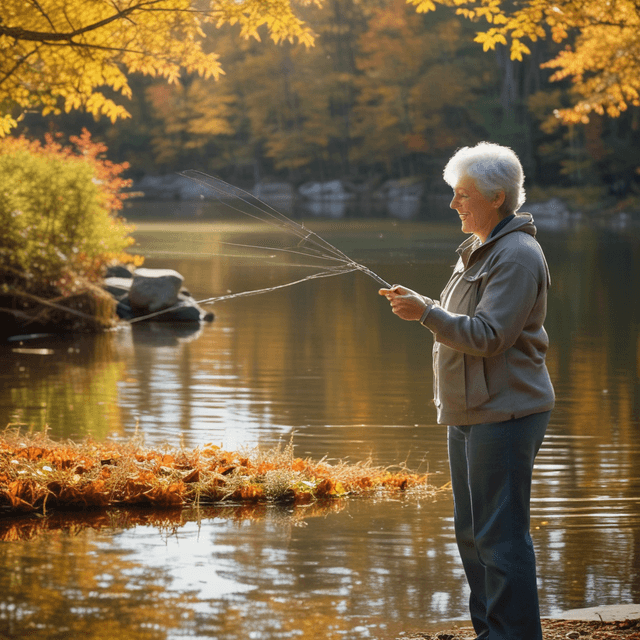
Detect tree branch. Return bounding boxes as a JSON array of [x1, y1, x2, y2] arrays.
[[26, 0, 57, 32], [0, 46, 40, 87], [0, 0, 166, 43]]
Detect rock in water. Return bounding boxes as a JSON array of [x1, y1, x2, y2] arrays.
[[129, 268, 184, 314]]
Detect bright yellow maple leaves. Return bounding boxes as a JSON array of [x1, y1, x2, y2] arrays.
[[0, 0, 319, 135]]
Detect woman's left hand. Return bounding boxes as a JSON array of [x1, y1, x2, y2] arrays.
[[379, 285, 431, 322]]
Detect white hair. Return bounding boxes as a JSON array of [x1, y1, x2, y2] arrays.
[[443, 142, 525, 216]]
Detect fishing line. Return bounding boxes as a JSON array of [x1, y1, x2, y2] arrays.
[[127, 171, 391, 323], [180, 170, 391, 286]]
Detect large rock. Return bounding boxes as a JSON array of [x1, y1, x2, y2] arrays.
[[102, 268, 214, 323], [103, 276, 133, 300], [129, 268, 184, 314]]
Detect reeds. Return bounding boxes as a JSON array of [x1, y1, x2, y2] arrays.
[[0, 429, 444, 518]]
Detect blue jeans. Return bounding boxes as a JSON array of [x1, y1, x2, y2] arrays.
[[448, 411, 550, 640]]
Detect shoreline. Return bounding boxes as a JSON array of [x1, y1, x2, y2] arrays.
[[406, 605, 640, 639]]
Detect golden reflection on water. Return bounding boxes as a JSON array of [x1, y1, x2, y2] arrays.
[[0, 219, 639, 638]]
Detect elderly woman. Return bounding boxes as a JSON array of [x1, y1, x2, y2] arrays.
[[380, 142, 554, 640]]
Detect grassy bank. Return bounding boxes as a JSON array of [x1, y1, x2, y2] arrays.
[[0, 430, 445, 517]]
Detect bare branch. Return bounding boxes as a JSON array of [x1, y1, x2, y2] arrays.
[[109, 0, 139, 25]]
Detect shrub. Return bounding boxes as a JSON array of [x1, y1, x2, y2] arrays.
[[0, 130, 141, 295]]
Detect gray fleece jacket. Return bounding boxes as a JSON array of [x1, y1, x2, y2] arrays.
[[421, 213, 555, 426]]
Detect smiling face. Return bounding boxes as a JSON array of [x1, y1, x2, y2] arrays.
[[450, 176, 505, 243]]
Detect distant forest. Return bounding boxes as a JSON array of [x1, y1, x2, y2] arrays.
[[13, 0, 640, 205]]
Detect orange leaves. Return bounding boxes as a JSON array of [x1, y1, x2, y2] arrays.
[[67, 128, 133, 214], [0, 431, 443, 517], [313, 478, 347, 498], [46, 477, 111, 509], [5, 479, 47, 511], [228, 484, 266, 502], [123, 479, 186, 507]]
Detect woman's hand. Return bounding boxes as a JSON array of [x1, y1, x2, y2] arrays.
[[379, 285, 431, 322]]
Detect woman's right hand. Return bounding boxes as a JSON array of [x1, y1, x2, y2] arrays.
[[379, 285, 432, 322]]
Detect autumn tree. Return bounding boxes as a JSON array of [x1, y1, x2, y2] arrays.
[[221, 0, 370, 179], [0, 0, 319, 136], [140, 0, 373, 180], [352, 0, 497, 177], [144, 76, 236, 170], [133, 0, 501, 181], [408, 0, 640, 125]]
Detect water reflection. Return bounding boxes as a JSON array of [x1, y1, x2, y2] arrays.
[[1, 218, 640, 638], [0, 498, 463, 640], [0, 520, 201, 640], [0, 332, 124, 439]]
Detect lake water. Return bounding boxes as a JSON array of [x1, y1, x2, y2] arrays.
[[1, 202, 640, 639]]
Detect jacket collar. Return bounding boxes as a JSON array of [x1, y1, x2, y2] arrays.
[[456, 213, 537, 266]]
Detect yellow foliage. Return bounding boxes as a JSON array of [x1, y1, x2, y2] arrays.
[[406, 0, 438, 12], [406, 0, 640, 122], [144, 78, 237, 165], [353, 0, 490, 165], [0, 0, 319, 135], [0, 114, 17, 136], [542, 22, 640, 122], [0, 131, 138, 290]]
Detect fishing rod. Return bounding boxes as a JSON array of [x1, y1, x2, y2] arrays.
[[180, 170, 392, 288], [127, 171, 391, 323]]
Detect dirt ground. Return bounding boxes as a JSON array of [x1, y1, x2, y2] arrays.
[[402, 617, 640, 639]]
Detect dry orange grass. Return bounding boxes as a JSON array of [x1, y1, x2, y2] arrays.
[[0, 429, 445, 517]]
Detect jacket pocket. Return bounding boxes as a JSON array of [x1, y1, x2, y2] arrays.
[[464, 354, 490, 409], [434, 342, 467, 414], [461, 270, 488, 313]]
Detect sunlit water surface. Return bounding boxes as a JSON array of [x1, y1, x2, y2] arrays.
[[1, 207, 640, 639]]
